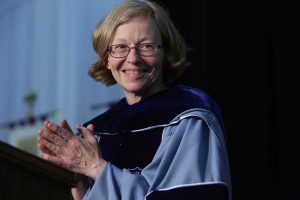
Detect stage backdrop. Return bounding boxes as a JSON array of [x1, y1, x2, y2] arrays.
[[0, 0, 123, 153]]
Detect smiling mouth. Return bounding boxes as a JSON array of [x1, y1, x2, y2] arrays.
[[122, 69, 148, 79], [122, 69, 149, 75], [122, 69, 148, 73]]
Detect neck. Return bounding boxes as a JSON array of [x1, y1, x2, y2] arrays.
[[125, 83, 168, 105]]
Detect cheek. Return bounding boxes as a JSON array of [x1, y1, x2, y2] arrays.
[[107, 61, 117, 71], [107, 57, 124, 70], [147, 53, 164, 67]]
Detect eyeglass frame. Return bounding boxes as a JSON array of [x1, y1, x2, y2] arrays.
[[106, 43, 163, 58]]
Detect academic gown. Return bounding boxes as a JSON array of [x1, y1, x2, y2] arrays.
[[82, 84, 232, 200]]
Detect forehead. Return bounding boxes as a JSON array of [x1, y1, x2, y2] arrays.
[[112, 16, 162, 43]]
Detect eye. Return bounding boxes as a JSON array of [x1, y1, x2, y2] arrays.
[[140, 43, 154, 50], [111, 44, 128, 51]]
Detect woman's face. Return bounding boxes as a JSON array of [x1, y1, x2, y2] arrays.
[[107, 16, 165, 103]]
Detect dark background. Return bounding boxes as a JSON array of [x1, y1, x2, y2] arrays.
[[155, 0, 297, 199]]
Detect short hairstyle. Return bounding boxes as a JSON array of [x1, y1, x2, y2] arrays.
[[89, 0, 190, 86]]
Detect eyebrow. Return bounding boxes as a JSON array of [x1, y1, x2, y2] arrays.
[[111, 39, 128, 44], [111, 37, 157, 45]]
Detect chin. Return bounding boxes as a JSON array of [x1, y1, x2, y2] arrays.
[[123, 80, 152, 93], [124, 84, 146, 93]]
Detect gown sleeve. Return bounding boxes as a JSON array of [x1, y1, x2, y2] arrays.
[[82, 109, 232, 200]]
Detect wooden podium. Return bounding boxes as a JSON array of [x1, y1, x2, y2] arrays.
[[0, 141, 77, 200]]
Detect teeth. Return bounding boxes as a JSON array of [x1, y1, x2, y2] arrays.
[[123, 70, 146, 73]]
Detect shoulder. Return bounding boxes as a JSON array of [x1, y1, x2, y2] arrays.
[[168, 108, 222, 134], [161, 108, 227, 150], [168, 84, 216, 105], [166, 84, 222, 117]]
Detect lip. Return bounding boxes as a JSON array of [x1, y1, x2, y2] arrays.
[[121, 69, 148, 73], [122, 69, 148, 79]]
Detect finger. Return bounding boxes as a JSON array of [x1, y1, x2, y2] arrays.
[[37, 136, 55, 155], [60, 119, 72, 132], [76, 124, 96, 142], [39, 135, 64, 155], [44, 120, 73, 140], [86, 124, 94, 132], [38, 129, 67, 147], [41, 152, 65, 167]]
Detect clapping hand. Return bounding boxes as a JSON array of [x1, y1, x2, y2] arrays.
[[38, 119, 106, 180]]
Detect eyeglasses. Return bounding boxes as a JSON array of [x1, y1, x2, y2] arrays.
[[107, 43, 163, 58]]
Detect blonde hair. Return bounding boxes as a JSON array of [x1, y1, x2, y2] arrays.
[[89, 0, 190, 86]]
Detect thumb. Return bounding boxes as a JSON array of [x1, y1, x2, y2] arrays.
[[76, 124, 95, 142], [60, 119, 73, 132], [86, 124, 94, 132]]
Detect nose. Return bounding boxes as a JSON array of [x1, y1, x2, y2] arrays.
[[126, 47, 141, 64]]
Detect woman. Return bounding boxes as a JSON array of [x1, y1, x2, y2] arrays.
[[38, 0, 231, 199]]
